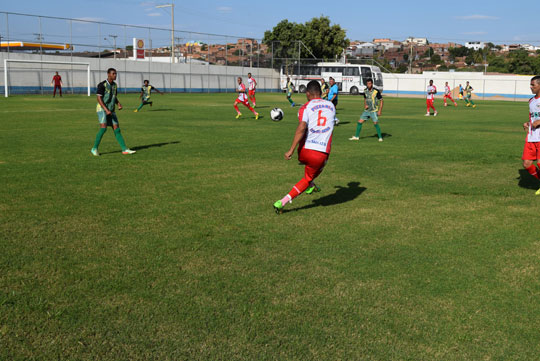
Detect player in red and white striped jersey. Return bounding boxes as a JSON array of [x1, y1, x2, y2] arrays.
[[443, 82, 457, 107], [247, 72, 257, 107], [234, 77, 259, 119], [521, 75, 540, 195], [273, 80, 336, 213], [425, 80, 437, 116]]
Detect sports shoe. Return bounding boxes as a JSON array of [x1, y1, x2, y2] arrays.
[[305, 184, 321, 195], [133, 109, 138, 112], [472, 104, 477, 108], [444, 103, 448, 107], [235, 113, 242, 119], [291, 102, 295, 107], [466, 103, 471, 107], [122, 149, 136, 155], [273, 200, 284, 214], [378, 138, 383, 142], [536, 188, 540, 196], [349, 136, 359, 141], [425, 113, 430, 116], [255, 112, 259, 120], [90, 148, 100, 156], [434, 111, 438, 117]]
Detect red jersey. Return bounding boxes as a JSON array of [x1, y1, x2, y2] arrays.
[[53, 75, 62, 86]]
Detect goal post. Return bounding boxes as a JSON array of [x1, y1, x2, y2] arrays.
[[4, 59, 91, 97]]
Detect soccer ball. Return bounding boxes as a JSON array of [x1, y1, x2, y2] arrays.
[[270, 108, 284, 121], [334, 117, 340, 125]]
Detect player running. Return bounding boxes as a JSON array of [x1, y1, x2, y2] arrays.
[[459, 84, 464, 100], [273, 80, 336, 214], [134, 80, 163, 112], [286, 77, 295, 107], [521, 75, 540, 195], [443, 82, 457, 107], [234, 77, 259, 119], [349, 78, 384, 142], [247, 72, 257, 107], [464, 81, 477, 108], [425, 79, 437, 116], [90, 68, 135, 156], [51, 72, 62, 97]]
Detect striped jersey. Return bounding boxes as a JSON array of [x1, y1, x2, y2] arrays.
[[237, 83, 247, 102], [248, 77, 256, 91], [427, 85, 436, 100], [527, 95, 540, 142]]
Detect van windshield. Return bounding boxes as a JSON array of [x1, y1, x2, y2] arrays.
[[373, 72, 383, 87]]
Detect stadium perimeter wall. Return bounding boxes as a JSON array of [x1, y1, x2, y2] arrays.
[[382, 72, 533, 101], [0, 52, 280, 95]]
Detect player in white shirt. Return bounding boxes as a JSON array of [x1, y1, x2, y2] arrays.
[[425, 79, 437, 116], [273, 80, 336, 213], [443, 82, 457, 107], [521, 75, 540, 195], [247, 72, 257, 107], [233, 77, 259, 119]]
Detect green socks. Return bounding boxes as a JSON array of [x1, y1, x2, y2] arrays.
[[288, 97, 294, 105], [137, 102, 144, 111], [355, 122, 363, 137], [114, 128, 127, 151], [374, 123, 382, 139], [93, 128, 107, 149]]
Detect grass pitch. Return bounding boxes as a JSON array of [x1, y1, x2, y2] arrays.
[[1, 92, 540, 360]]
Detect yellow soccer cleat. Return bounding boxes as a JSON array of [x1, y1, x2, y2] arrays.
[[535, 188, 540, 196], [472, 104, 477, 108], [255, 112, 259, 120], [133, 109, 138, 112], [235, 113, 242, 119]]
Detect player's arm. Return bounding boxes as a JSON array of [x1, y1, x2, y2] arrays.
[[377, 92, 383, 116], [153, 87, 163, 95], [363, 92, 368, 110], [115, 96, 122, 110], [532, 120, 540, 128], [284, 122, 307, 160]]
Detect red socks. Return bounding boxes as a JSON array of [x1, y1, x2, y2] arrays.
[[526, 164, 540, 179], [287, 178, 310, 201]]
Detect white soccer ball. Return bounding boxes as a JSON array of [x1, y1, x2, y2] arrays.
[[271, 108, 284, 121], [334, 117, 340, 125]]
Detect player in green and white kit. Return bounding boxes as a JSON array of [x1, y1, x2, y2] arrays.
[[286, 77, 295, 107], [91, 68, 135, 156], [464, 81, 476, 108], [134, 80, 163, 112], [349, 78, 384, 142]]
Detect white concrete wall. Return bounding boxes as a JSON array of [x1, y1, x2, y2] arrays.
[[382, 71, 533, 101], [0, 52, 280, 94]]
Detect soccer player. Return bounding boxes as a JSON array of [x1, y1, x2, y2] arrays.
[[91, 68, 135, 156], [234, 77, 259, 119], [320, 78, 329, 100], [443, 81, 457, 107], [464, 81, 477, 108], [349, 78, 383, 142], [273, 80, 336, 214], [459, 84, 464, 100], [51, 72, 62, 97], [521, 75, 540, 194], [425, 79, 437, 116], [286, 77, 295, 107], [134, 80, 163, 112], [247, 72, 257, 107]]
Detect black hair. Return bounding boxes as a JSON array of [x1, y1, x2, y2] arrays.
[[107, 68, 116, 74], [306, 80, 322, 96], [532, 75, 540, 84], [144, 79, 149, 83], [366, 78, 373, 84]]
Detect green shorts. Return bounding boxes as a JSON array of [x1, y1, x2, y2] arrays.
[[97, 110, 119, 127], [360, 111, 379, 123]]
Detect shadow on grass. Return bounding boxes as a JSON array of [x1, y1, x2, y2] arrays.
[[284, 181, 367, 213], [336, 121, 351, 125], [363, 132, 392, 140], [149, 108, 175, 112], [517, 169, 540, 190], [100, 141, 180, 155]]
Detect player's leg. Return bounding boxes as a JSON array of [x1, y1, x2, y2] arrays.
[[110, 115, 135, 154], [287, 93, 295, 106], [91, 111, 108, 155], [59, 86, 62, 97], [135, 101, 145, 112], [464, 96, 470, 106], [469, 97, 476, 107], [444, 95, 448, 106], [523, 143, 540, 179], [242, 100, 259, 119], [350, 114, 367, 140], [372, 113, 383, 141], [234, 100, 242, 118], [53, 86, 56, 97], [252, 91, 256, 107], [449, 95, 457, 106], [425, 99, 431, 115]]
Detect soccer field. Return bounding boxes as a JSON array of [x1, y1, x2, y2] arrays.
[[1, 93, 540, 360]]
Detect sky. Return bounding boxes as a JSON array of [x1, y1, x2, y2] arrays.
[[1, 0, 540, 47]]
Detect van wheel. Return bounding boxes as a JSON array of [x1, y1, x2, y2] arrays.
[[350, 86, 359, 95], [299, 85, 306, 93]]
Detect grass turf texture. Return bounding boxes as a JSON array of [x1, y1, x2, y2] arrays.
[[1, 93, 540, 360]]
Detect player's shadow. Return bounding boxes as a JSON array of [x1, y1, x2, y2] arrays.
[[149, 108, 174, 112], [517, 169, 540, 190], [337, 121, 351, 125], [364, 132, 392, 139], [100, 141, 180, 155], [284, 181, 367, 213], [255, 106, 270, 109]]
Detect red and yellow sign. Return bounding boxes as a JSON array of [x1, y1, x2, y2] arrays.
[[133, 38, 145, 60]]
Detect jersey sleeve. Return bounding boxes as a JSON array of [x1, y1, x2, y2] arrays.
[[96, 82, 105, 96], [298, 104, 308, 123], [376, 89, 382, 100]]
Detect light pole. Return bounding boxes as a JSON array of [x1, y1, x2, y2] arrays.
[[156, 3, 175, 64], [109, 34, 118, 59]]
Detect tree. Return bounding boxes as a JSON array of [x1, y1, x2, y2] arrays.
[[263, 16, 349, 61]]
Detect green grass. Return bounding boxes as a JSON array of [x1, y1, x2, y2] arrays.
[[1, 92, 540, 360]]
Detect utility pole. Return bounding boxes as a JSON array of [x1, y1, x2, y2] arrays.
[[156, 3, 175, 64], [109, 34, 118, 59], [408, 39, 413, 74]]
